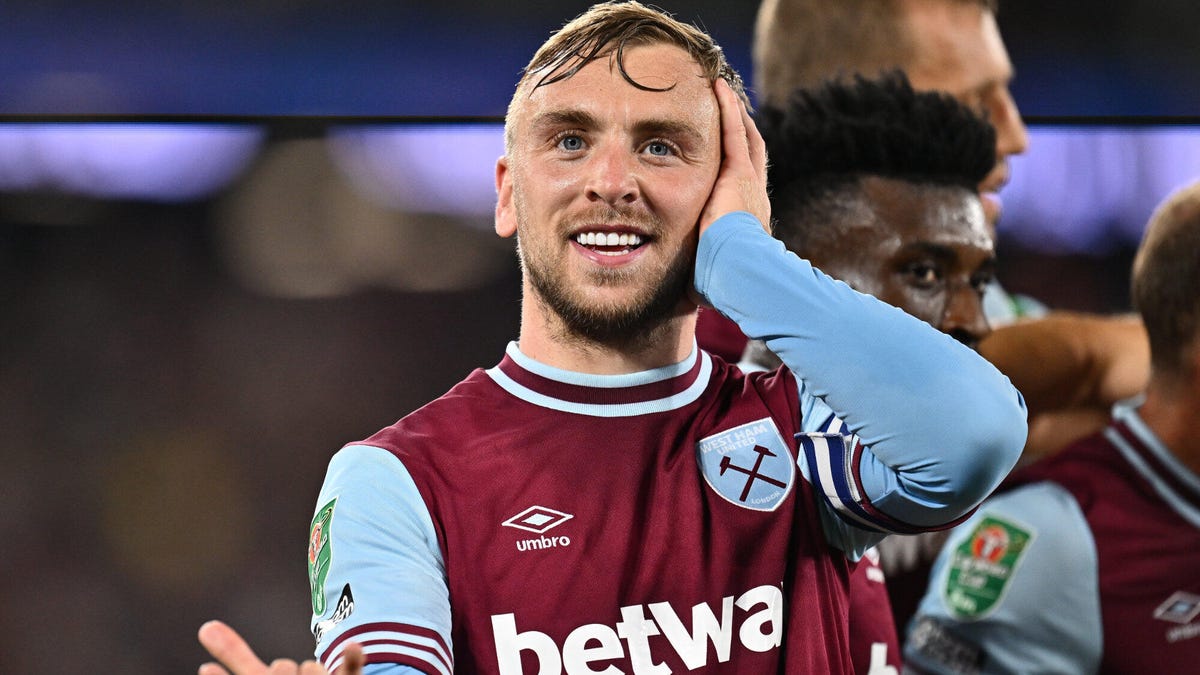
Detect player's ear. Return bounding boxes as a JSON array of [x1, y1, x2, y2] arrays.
[[495, 156, 517, 239]]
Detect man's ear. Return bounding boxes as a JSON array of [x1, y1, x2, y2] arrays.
[[495, 156, 517, 238]]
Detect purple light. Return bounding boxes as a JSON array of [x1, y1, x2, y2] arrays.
[[0, 124, 264, 201], [1001, 126, 1200, 253], [326, 124, 504, 222]]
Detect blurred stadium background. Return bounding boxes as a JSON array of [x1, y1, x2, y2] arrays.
[[2, 1, 1199, 672]]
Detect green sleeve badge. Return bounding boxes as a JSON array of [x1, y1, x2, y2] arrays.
[[308, 498, 337, 616], [942, 514, 1035, 620]]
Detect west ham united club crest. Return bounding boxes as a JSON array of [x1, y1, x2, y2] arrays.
[[697, 418, 795, 511]]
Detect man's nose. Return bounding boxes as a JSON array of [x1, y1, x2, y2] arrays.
[[585, 146, 640, 206], [941, 285, 991, 349], [990, 87, 1029, 159]]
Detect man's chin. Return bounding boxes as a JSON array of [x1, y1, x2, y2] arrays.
[[543, 284, 692, 345]]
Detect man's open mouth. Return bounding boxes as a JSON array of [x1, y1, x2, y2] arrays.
[[574, 231, 646, 256]]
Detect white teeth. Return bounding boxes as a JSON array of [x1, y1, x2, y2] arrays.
[[574, 232, 644, 248]]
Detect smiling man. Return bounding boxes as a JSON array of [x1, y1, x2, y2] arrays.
[[495, 37, 722, 361], [197, 3, 1026, 674]]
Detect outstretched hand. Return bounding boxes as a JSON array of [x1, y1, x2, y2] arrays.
[[699, 78, 770, 236], [198, 621, 364, 675]]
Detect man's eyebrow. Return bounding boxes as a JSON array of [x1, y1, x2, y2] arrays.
[[529, 109, 600, 132], [632, 118, 704, 143], [899, 241, 998, 269], [897, 241, 967, 261], [529, 111, 705, 142]]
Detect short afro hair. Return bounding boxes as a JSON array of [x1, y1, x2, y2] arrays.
[[757, 71, 996, 254]]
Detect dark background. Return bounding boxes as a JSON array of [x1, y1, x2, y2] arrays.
[[3, 1, 1199, 116], [1, 2, 1194, 672]]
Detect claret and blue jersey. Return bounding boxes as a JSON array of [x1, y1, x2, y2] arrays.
[[906, 401, 1200, 674], [307, 213, 1027, 674]]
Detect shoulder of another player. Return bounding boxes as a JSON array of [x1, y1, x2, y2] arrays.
[[955, 482, 1095, 569], [934, 481, 1098, 621], [908, 483, 1102, 673]]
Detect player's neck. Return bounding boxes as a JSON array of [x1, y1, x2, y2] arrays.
[[1137, 376, 1200, 476], [516, 298, 697, 375]]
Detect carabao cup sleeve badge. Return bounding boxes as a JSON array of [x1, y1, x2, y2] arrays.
[[697, 418, 796, 511], [942, 514, 1035, 620], [308, 498, 337, 616]]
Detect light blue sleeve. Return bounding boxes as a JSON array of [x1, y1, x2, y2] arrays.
[[794, 391, 892, 559], [363, 665, 423, 674], [903, 484, 1102, 674], [694, 213, 1027, 538], [309, 445, 454, 675]]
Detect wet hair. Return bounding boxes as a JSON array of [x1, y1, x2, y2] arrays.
[[1131, 182, 1200, 379], [506, 1, 747, 148], [756, 71, 995, 254], [754, 0, 1000, 106]]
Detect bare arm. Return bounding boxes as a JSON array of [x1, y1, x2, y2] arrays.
[[980, 312, 1148, 414], [980, 312, 1149, 462]]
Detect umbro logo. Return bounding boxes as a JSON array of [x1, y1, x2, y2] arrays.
[[503, 505, 574, 552], [1155, 591, 1200, 644], [1154, 591, 1200, 625], [502, 505, 574, 534]]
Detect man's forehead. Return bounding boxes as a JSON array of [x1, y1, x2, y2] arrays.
[[518, 43, 715, 116], [862, 178, 992, 242], [902, 2, 1011, 94]]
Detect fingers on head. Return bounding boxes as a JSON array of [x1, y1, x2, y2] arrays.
[[717, 80, 746, 143], [733, 96, 766, 176]]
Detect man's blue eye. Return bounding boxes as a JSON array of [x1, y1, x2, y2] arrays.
[[646, 142, 670, 156], [560, 136, 583, 151]]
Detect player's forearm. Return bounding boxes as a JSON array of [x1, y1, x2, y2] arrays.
[[695, 214, 1027, 525], [979, 312, 1148, 415]]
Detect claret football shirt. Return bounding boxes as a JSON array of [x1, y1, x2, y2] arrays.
[[308, 213, 1026, 674]]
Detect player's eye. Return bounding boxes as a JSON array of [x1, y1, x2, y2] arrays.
[[907, 263, 941, 288], [556, 134, 585, 152], [645, 141, 672, 156], [971, 270, 995, 296]]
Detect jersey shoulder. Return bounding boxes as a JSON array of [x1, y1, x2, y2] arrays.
[[905, 482, 1102, 674]]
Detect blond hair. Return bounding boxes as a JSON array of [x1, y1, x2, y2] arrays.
[[753, 0, 998, 107], [506, 1, 747, 149], [1132, 181, 1200, 378]]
